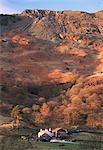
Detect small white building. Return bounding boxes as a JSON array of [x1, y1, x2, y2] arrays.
[[38, 128, 53, 138]]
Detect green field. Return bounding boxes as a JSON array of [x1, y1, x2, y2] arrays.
[[0, 135, 103, 150]]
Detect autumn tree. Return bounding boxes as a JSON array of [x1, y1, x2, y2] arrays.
[[32, 112, 44, 124], [31, 103, 50, 125], [32, 104, 40, 112], [11, 105, 22, 129], [40, 103, 50, 117], [38, 97, 45, 105], [47, 100, 58, 111]]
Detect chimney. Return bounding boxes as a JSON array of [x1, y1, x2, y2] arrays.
[[49, 128, 52, 132]]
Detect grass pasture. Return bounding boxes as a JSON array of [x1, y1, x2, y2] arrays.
[[0, 135, 103, 150], [0, 127, 103, 150]]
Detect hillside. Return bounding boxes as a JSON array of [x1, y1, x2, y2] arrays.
[[0, 10, 103, 128]]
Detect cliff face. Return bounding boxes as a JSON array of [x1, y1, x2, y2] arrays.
[[0, 10, 103, 128]]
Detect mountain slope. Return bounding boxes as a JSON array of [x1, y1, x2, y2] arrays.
[[0, 10, 103, 128]]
